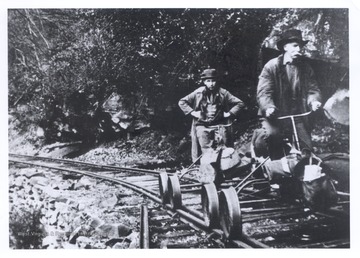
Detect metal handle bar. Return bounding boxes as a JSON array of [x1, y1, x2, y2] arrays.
[[276, 111, 312, 150], [235, 156, 270, 193], [203, 119, 237, 129], [277, 111, 312, 120]]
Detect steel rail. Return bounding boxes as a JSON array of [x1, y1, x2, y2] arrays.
[[239, 198, 278, 205], [10, 153, 198, 185], [241, 235, 270, 248], [296, 238, 350, 248], [10, 156, 204, 220], [9, 158, 209, 229], [9, 156, 210, 227], [242, 210, 308, 223], [9, 156, 161, 200], [9, 153, 166, 175], [140, 205, 150, 249]]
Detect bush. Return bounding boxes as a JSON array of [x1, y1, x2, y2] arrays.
[[9, 207, 44, 249]]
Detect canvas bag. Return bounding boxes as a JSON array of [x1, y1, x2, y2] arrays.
[[318, 153, 349, 192], [301, 175, 338, 210], [219, 147, 242, 171], [299, 156, 338, 210], [198, 149, 219, 184], [199, 147, 242, 184]]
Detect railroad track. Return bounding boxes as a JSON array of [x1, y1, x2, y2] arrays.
[[238, 197, 349, 248], [9, 153, 239, 247], [140, 204, 226, 248], [9, 153, 350, 248]]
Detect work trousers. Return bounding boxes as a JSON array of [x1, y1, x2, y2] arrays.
[[195, 125, 230, 155], [195, 125, 231, 185], [253, 118, 312, 160]]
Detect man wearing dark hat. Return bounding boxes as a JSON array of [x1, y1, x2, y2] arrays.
[[255, 29, 322, 159], [179, 68, 245, 162]]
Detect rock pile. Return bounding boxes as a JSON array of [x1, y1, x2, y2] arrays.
[[9, 167, 142, 249]]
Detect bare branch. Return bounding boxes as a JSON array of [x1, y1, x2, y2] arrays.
[[15, 49, 27, 67], [24, 9, 50, 49]]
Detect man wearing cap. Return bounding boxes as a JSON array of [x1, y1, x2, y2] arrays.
[[179, 68, 245, 162], [256, 29, 322, 159]]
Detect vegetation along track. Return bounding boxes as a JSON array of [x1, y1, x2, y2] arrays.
[[9, 153, 350, 248]]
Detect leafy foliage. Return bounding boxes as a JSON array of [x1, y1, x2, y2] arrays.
[[9, 206, 44, 249], [8, 8, 348, 145]]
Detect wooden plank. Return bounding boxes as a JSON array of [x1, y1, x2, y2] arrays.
[[151, 224, 191, 233], [135, 180, 159, 187], [125, 175, 157, 182], [155, 231, 196, 239], [296, 238, 350, 248]]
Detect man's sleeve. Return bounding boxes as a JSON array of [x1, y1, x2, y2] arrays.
[[306, 65, 322, 106], [257, 64, 277, 116], [226, 91, 245, 117], [178, 91, 196, 115]]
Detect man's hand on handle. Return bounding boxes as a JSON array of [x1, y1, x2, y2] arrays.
[[223, 112, 231, 118], [311, 101, 322, 111], [265, 107, 276, 118]]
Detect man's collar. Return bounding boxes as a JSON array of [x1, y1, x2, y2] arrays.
[[203, 87, 219, 94]]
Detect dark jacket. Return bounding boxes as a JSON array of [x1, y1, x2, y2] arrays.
[[179, 86, 245, 162], [257, 54, 322, 127]]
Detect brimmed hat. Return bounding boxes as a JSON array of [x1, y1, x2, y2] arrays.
[[200, 68, 217, 79], [276, 29, 309, 51]]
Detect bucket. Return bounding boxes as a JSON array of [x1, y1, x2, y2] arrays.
[[303, 156, 323, 181]]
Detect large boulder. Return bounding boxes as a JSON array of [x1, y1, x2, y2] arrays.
[[323, 89, 349, 126]]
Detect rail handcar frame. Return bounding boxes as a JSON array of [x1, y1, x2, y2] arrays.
[[158, 111, 349, 240]]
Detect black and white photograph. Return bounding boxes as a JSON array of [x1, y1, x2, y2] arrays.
[[1, 0, 359, 254]]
